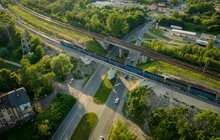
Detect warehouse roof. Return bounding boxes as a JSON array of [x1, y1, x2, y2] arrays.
[[171, 29, 196, 36]]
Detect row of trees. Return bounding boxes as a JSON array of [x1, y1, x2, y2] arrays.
[[0, 10, 22, 60], [142, 40, 220, 73], [19, 0, 146, 38], [149, 107, 220, 140]]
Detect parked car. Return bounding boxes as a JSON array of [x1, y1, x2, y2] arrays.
[[115, 97, 120, 104]]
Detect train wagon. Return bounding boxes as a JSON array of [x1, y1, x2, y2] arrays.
[[109, 59, 124, 68], [143, 71, 164, 82], [94, 54, 108, 62], [165, 77, 189, 91], [60, 39, 72, 47], [190, 87, 216, 101], [125, 65, 143, 75]]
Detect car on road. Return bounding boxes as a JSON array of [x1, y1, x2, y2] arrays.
[[137, 37, 142, 41], [99, 136, 104, 140], [69, 78, 74, 84], [114, 97, 120, 104]]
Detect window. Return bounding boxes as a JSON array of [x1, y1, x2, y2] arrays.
[[2, 118, 7, 124], [7, 109, 12, 115], [0, 113, 3, 118], [10, 115, 14, 120]]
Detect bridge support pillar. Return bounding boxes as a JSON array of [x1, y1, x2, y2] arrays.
[[108, 68, 116, 80], [119, 49, 124, 58], [80, 56, 92, 65], [95, 39, 109, 50], [138, 55, 148, 64]]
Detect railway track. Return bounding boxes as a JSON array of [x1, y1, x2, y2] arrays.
[[16, 3, 220, 81]]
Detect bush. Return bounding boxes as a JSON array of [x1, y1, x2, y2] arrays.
[[0, 47, 9, 57]]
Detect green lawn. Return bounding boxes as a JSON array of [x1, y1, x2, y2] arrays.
[[9, 5, 107, 56], [1, 94, 76, 140], [93, 75, 117, 104], [137, 61, 220, 91], [144, 33, 156, 39], [149, 28, 170, 40], [71, 113, 98, 140]]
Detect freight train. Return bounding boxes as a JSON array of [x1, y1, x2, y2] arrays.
[[60, 39, 220, 103]]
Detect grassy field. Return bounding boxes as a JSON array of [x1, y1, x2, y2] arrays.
[[149, 28, 170, 40], [130, 40, 137, 44], [1, 94, 76, 140], [93, 75, 117, 104], [137, 61, 220, 91], [9, 5, 107, 56], [71, 113, 98, 140], [144, 33, 156, 39]]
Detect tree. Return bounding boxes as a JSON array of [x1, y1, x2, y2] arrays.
[[38, 119, 51, 136], [106, 12, 129, 38], [0, 68, 20, 92], [109, 119, 137, 140], [127, 86, 152, 123], [170, 0, 178, 6], [194, 110, 218, 138], [35, 45, 45, 61], [50, 53, 73, 80], [206, 39, 214, 49]]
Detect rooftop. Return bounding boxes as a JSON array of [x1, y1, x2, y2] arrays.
[[171, 29, 197, 36], [0, 87, 30, 108]]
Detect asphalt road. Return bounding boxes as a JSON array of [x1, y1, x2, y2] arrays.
[[91, 79, 127, 140]]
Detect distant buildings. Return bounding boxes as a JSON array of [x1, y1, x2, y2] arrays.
[[0, 88, 34, 132]]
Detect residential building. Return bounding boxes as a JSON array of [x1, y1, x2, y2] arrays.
[[0, 87, 34, 132]]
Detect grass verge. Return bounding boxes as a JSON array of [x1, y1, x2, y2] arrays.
[[93, 75, 117, 104], [71, 113, 98, 140], [149, 28, 170, 40], [137, 61, 220, 91], [9, 5, 107, 56], [0, 94, 76, 140], [144, 33, 156, 39]]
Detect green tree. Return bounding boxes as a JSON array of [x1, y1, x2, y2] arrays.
[[38, 119, 51, 136], [106, 12, 129, 38], [109, 119, 137, 140], [0, 68, 20, 92], [127, 86, 152, 123], [206, 39, 214, 49], [50, 53, 73, 80]]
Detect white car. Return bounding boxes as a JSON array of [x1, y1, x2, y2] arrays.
[[137, 37, 142, 41], [115, 97, 120, 104], [99, 136, 104, 140]]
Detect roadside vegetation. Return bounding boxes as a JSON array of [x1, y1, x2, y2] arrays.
[[93, 74, 117, 104], [71, 113, 98, 140], [149, 27, 170, 40], [109, 119, 137, 140], [123, 86, 220, 140], [0, 94, 76, 140]]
